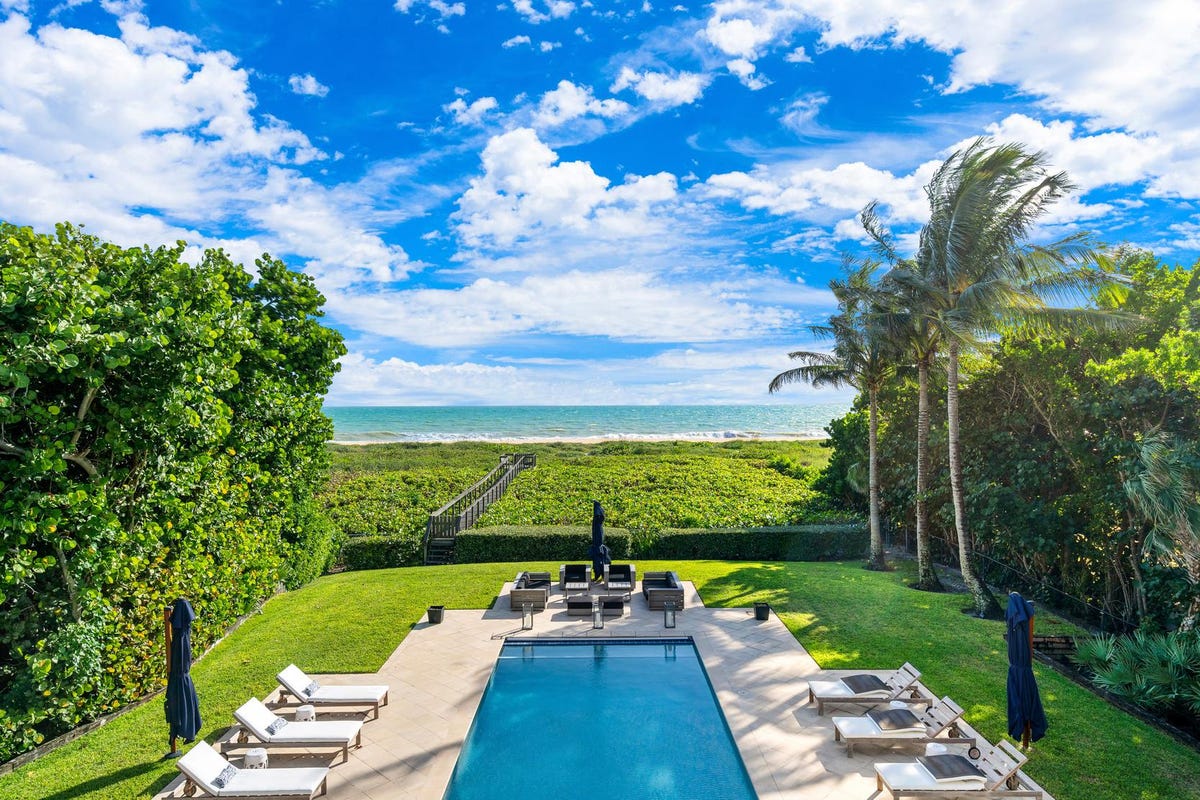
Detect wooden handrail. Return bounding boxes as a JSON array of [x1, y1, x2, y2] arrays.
[[423, 454, 535, 564]]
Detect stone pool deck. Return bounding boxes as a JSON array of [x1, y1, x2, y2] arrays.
[[155, 579, 1051, 800]]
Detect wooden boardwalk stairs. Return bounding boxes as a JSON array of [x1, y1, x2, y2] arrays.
[[423, 453, 536, 565]]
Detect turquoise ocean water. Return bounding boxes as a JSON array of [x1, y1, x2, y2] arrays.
[[324, 404, 849, 443]]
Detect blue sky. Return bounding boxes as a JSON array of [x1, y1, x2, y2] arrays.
[[2, 0, 1199, 406]]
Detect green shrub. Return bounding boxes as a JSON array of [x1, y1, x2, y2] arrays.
[[341, 535, 426, 571], [1072, 630, 1200, 715], [455, 526, 632, 563], [281, 504, 344, 588], [477, 456, 824, 530], [643, 524, 868, 560], [0, 224, 343, 762], [451, 523, 867, 564]]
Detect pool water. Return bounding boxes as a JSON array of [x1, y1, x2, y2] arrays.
[[443, 638, 757, 800]]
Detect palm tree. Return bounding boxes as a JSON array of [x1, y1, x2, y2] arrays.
[[860, 203, 944, 591], [898, 138, 1116, 617], [1123, 429, 1200, 630], [771, 260, 895, 570]]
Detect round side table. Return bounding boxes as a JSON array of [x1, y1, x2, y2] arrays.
[[244, 747, 269, 769], [295, 704, 316, 722]]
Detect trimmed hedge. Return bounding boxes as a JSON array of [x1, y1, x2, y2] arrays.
[[454, 526, 633, 563], [341, 535, 425, 571], [454, 523, 867, 564], [340, 522, 869, 571], [643, 524, 867, 561]]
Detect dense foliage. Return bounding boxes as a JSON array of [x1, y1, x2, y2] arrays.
[[821, 250, 1200, 633], [319, 440, 841, 570], [0, 223, 344, 761], [1072, 630, 1200, 722], [477, 455, 833, 532]]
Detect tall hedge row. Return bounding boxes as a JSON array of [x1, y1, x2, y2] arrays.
[[339, 522, 868, 568], [0, 223, 345, 761]]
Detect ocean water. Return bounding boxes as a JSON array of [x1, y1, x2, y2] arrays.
[[324, 404, 848, 443]]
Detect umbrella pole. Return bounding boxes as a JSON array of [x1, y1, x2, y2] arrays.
[[165, 606, 178, 756]]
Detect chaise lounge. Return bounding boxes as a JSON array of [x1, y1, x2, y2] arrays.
[[807, 662, 930, 715], [641, 570, 684, 610], [874, 738, 1040, 798], [510, 570, 553, 610], [276, 664, 389, 720], [832, 695, 977, 756], [178, 740, 328, 798], [228, 697, 364, 764]]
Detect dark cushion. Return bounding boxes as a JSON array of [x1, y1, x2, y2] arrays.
[[842, 674, 889, 694], [917, 754, 986, 782]]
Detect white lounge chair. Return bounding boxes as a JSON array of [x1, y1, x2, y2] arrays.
[[178, 740, 328, 798], [229, 697, 363, 764], [874, 738, 1041, 798], [832, 696, 978, 756], [277, 664, 389, 720], [806, 661, 930, 715]]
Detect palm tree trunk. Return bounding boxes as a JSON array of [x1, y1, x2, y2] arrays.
[[914, 355, 941, 589], [947, 339, 1001, 617], [867, 387, 886, 570]]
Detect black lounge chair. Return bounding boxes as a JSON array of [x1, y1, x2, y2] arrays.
[[559, 564, 590, 593], [603, 563, 636, 594]]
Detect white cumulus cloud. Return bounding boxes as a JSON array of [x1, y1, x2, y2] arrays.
[[444, 95, 499, 125], [610, 66, 709, 106], [288, 73, 329, 97], [511, 0, 575, 24], [394, 0, 466, 21], [531, 80, 630, 129]]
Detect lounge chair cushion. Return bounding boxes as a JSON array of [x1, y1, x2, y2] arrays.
[[235, 698, 362, 745], [178, 741, 328, 798], [835, 715, 924, 740], [868, 708, 922, 732], [876, 760, 988, 791], [842, 674, 889, 694], [918, 754, 986, 782], [278, 665, 388, 706]]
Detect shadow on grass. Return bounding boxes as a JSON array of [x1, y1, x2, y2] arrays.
[[40, 760, 164, 800], [694, 562, 795, 609]]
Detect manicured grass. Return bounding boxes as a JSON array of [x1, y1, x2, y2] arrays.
[[3, 561, 1197, 800], [0, 564, 515, 800], [682, 559, 1200, 800]]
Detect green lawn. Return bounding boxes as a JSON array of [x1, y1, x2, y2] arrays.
[[3, 561, 1197, 800]]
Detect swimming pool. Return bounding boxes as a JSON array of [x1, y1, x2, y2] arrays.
[[443, 638, 757, 800]]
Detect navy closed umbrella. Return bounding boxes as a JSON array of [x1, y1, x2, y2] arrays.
[[588, 500, 610, 581], [165, 598, 202, 756], [1006, 592, 1047, 746]]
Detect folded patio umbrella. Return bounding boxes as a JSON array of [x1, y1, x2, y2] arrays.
[[1006, 592, 1047, 745], [588, 500, 611, 580], [165, 597, 202, 756]]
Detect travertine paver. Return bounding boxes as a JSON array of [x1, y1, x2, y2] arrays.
[[155, 580, 1051, 800]]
